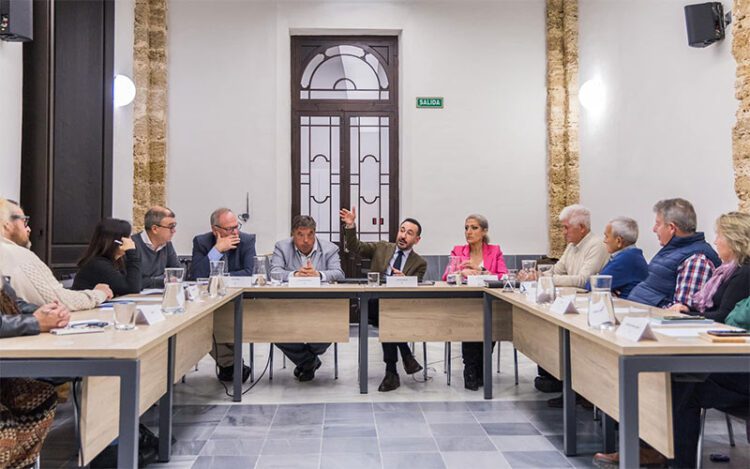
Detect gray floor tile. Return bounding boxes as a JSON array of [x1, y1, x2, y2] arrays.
[[373, 402, 422, 413], [377, 422, 433, 438], [472, 410, 530, 423], [267, 424, 323, 439], [502, 451, 573, 468], [466, 401, 523, 412], [319, 451, 381, 469], [191, 455, 258, 469], [172, 423, 218, 441], [255, 454, 320, 469], [430, 422, 486, 437], [545, 433, 604, 454], [211, 425, 269, 439], [379, 436, 439, 453], [322, 436, 379, 453], [434, 436, 496, 452], [420, 401, 470, 413], [222, 404, 276, 426], [172, 405, 230, 424], [442, 451, 512, 469], [199, 439, 264, 456], [273, 404, 325, 425], [482, 422, 540, 436], [424, 411, 477, 424], [170, 440, 208, 456], [324, 411, 375, 425], [374, 411, 426, 425], [323, 423, 377, 438], [567, 454, 599, 468], [491, 435, 557, 451], [325, 402, 373, 414], [149, 455, 198, 468], [261, 438, 322, 455], [381, 452, 446, 469]]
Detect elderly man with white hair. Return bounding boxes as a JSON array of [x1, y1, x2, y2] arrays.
[[585, 217, 649, 298], [546, 204, 609, 288]]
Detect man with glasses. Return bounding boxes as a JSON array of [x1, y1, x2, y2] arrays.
[[133, 206, 181, 288], [190, 207, 256, 383], [0, 198, 113, 311]]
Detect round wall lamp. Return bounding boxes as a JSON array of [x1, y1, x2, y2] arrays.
[[114, 74, 136, 107], [579, 77, 605, 114]]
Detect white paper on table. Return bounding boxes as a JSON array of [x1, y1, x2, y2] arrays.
[[136, 305, 166, 325], [653, 327, 715, 338], [616, 317, 656, 342], [127, 297, 163, 303], [466, 275, 499, 287], [615, 307, 650, 315], [140, 288, 164, 295]]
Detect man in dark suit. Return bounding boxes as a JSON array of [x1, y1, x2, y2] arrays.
[[340, 207, 427, 392], [190, 207, 256, 383]]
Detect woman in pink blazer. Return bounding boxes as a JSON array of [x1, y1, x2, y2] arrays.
[[443, 214, 508, 391]]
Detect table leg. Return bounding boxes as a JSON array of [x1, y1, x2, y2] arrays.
[[483, 294, 493, 400], [117, 360, 140, 469], [602, 414, 616, 453], [158, 336, 175, 462], [618, 355, 639, 469], [562, 329, 577, 456], [359, 294, 369, 394], [233, 294, 243, 402]]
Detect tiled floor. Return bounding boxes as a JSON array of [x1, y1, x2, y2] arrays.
[[39, 331, 749, 468]]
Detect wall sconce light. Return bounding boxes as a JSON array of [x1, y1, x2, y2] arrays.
[[579, 77, 605, 115], [114, 74, 136, 107]]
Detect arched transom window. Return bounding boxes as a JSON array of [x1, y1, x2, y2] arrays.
[[300, 45, 390, 100]]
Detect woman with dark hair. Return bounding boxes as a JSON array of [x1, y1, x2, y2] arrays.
[[72, 218, 142, 296]]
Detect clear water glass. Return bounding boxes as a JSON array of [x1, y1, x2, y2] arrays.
[[367, 272, 380, 286], [253, 256, 268, 286], [209, 260, 225, 298], [113, 302, 137, 330], [502, 269, 518, 292], [521, 259, 537, 281], [588, 275, 616, 330], [536, 267, 556, 304], [162, 268, 185, 314], [196, 278, 209, 298], [270, 271, 285, 286]]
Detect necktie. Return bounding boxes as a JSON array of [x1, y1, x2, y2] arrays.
[[393, 250, 404, 272]]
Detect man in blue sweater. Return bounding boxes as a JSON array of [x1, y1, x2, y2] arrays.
[[586, 217, 648, 298]]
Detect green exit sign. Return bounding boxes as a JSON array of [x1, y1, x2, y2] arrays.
[[416, 97, 444, 108]]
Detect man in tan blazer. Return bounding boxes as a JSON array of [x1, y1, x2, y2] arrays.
[[340, 207, 427, 392]]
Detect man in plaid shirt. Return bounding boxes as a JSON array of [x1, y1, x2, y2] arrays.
[[628, 198, 721, 309]]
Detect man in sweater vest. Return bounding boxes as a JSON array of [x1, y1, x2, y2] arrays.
[[133, 206, 181, 289], [628, 198, 720, 308], [585, 217, 648, 299]]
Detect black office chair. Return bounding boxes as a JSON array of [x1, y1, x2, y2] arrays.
[[696, 405, 750, 468]]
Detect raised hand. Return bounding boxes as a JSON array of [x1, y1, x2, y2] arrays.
[[391, 267, 405, 277], [339, 207, 357, 227], [120, 236, 136, 251]]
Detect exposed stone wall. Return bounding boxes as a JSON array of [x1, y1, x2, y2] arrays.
[[132, 0, 168, 231], [734, 0, 750, 212], [546, 0, 580, 257]]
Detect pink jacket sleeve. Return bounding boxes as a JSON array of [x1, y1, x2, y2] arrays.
[[486, 244, 508, 276]]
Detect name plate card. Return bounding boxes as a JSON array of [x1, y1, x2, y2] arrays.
[[288, 276, 321, 288], [223, 277, 255, 288], [549, 296, 579, 315], [386, 276, 418, 288], [136, 305, 166, 325], [616, 317, 656, 342], [466, 275, 499, 287]]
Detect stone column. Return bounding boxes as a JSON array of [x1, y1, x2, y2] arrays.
[[132, 0, 168, 231], [546, 0, 580, 257], [734, 0, 750, 212]]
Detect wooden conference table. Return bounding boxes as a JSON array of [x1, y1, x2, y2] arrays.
[[0, 283, 747, 469]]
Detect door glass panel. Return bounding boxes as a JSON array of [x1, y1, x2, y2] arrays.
[[350, 116, 389, 242], [300, 115, 340, 242], [301, 46, 389, 101]]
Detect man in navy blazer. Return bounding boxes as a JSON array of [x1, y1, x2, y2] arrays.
[[190, 207, 256, 383]]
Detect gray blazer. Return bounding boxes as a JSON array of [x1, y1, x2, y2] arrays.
[[270, 237, 344, 282]]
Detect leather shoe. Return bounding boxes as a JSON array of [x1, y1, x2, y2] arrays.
[[463, 367, 480, 391], [217, 363, 251, 383], [378, 371, 400, 392], [402, 355, 423, 375], [592, 448, 667, 468], [547, 393, 594, 409], [298, 357, 322, 382], [534, 375, 563, 393]]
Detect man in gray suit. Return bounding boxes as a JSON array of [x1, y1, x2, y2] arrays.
[[271, 215, 344, 381]]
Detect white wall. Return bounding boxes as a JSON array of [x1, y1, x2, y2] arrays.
[[113, 0, 136, 220], [0, 41, 23, 201], [579, 0, 738, 259], [166, 0, 548, 255]]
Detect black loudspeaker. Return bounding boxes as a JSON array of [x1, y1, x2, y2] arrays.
[[0, 0, 32, 42], [684, 2, 725, 48]]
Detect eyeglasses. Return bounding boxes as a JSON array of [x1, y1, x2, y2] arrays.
[[10, 215, 30, 227], [156, 223, 177, 231], [213, 222, 242, 232]]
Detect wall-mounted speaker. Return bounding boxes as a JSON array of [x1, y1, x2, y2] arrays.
[[684, 2, 726, 48], [0, 0, 32, 42]]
